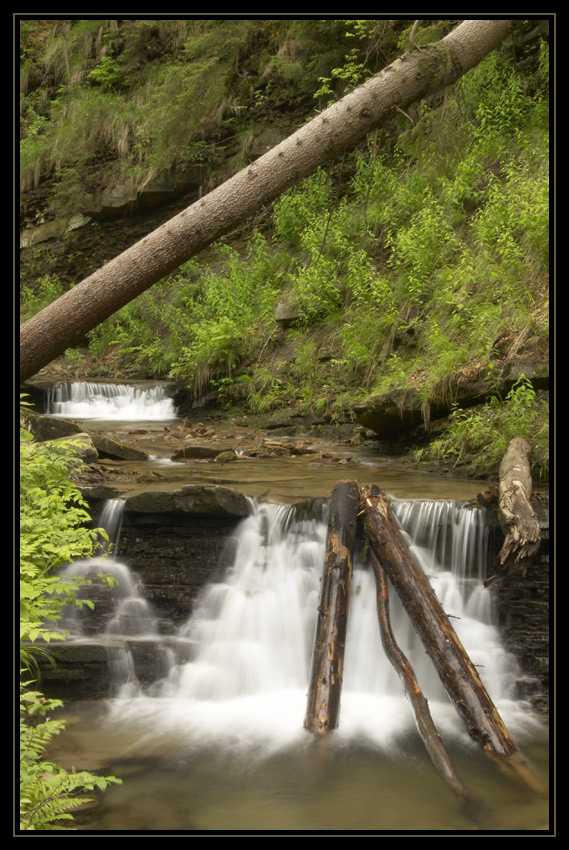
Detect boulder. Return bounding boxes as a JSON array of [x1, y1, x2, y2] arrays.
[[20, 407, 84, 441], [171, 443, 231, 460], [83, 165, 206, 219], [123, 483, 249, 518], [352, 365, 549, 439], [352, 388, 428, 437], [52, 432, 99, 464], [19, 213, 91, 249], [274, 300, 301, 328], [89, 433, 150, 462]]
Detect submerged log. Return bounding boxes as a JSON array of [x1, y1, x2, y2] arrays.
[[489, 437, 541, 583], [371, 549, 484, 817], [360, 486, 545, 792], [304, 480, 360, 735]]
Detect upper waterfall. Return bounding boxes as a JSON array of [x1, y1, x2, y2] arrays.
[[46, 381, 177, 421]]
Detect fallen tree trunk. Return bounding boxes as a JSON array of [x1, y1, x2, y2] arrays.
[[304, 480, 359, 735], [371, 548, 484, 818], [360, 485, 545, 791], [490, 437, 541, 582], [20, 20, 516, 382]]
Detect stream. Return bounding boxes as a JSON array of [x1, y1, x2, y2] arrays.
[[43, 382, 549, 833]]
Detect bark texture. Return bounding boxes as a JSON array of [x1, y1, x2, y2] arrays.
[[360, 486, 518, 757], [20, 19, 516, 381], [361, 485, 547, 793], [304, 480, 359, 735], [371, 549, 484, 817], [492, 437, 541, 580]]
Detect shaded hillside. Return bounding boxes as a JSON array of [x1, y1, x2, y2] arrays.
[[19, 18, 550, 480]]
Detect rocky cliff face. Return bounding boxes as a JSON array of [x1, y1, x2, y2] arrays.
[[486, 498, 549, 713]]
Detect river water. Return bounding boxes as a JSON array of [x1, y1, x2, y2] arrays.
[[43, 382, 550, 833]]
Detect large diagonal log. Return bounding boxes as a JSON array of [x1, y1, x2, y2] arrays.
[[304, 480, 359, 735], [360, 486, 546, 792], [20, 20, 516, 382]]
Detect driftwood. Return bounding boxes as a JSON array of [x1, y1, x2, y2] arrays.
[[371, 549, 484, 818], [360, 485, 545, 792], [304, 480, 360, 735], [490, 437, 541, 582]]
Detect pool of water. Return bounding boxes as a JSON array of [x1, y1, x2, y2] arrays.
[[49, 699, 549, 833]]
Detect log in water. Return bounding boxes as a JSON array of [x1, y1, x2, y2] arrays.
[[304, 480, 360, 735], [360, 485, 547, 794]]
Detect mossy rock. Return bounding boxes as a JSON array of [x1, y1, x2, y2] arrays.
[[124, 484, 249, 518]]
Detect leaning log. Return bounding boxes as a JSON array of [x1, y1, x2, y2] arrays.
[[371, 549, 484, 818], [304, 480, 359, 735], [360, 485, 545, 791], [491, 437, 541, 582], [20, 21, 516, 382]]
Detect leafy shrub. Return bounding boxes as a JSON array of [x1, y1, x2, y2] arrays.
[[273, 169, 333, 246], [421, 376, 549, 480], [20, 274, 67, 322], [20, 412, 121, 830], [20, 687, 121, 831]]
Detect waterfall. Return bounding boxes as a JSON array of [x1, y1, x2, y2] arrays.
[[58, 499, 158, 638], [60, 496, 539, 754], [57, 499, 163, 695], [161, 502, 325, 702], [100, 496, 538, 757], [95, 498, 126, 558], [46, 381, 177, 420]]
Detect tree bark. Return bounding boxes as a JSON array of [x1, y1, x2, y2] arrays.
[[489, 437, 541, 582], [304, 480, 359, 735], [20, 19, 516, 382], [371, 548, 484, 818], [361, 485, 547, 793], [360, 487, 519, 753]]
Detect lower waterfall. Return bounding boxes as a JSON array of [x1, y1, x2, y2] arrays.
[[50, 496, 549, 831], [61, 497, 542, 757]]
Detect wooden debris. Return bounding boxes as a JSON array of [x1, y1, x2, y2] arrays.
[[304, 480, 360, 735]]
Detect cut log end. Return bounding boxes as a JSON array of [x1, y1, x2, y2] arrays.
[[490, 437, 541, 582]]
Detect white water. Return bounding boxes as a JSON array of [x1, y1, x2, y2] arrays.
[[57, 500, 162, 695], [46, 381, 177, 421], [84, 498, 542, 759]]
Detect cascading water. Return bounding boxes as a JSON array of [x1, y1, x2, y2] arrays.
[[92, 496, 540, 758], [164, 502, 323, 701], [51, 495, 548, 831], [46, 381, 177, 421], [57, 499, 165, 696]]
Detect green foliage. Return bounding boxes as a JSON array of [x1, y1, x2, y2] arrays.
[[20, 686, 121, 830], [87, 55, 121, 90], [420, 376, 549, 479], [340, 46, 549, 409], [20, 23, 549, 478], [171, 237, 281, 391], [86, 231, 284, 387], [272, 169, 333, 249], [19, 413, 121, 830], [19, 417, 106, 654], [20, 18, 369, 200], [20, 274, 67, 322], [386, 197, 461, 305]]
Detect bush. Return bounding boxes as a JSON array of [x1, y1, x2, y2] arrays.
[[421, 376, 549, 481], [20, 410, 121, 830], [20, 274, 67, 322]]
